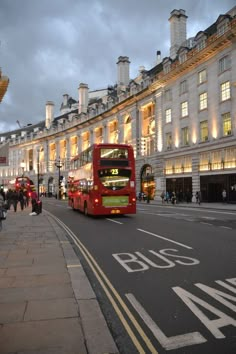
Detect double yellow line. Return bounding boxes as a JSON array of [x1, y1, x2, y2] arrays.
[[50, 213, 159, 354]]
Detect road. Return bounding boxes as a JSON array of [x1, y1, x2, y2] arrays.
[[42, 198, 236, 354]]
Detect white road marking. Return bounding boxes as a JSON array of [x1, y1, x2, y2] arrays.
[[173, 286, 236, 339], [200, 222, 213, 226], [126, 293, 206, 350], [219, 226, 232, 230], [137, 228, 192, 249], [106, 218, 123, 224], [201, 216, 216, 220]]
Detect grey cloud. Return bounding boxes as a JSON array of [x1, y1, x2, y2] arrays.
[[0, 0, 235, 132]]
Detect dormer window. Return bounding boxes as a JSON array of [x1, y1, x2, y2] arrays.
[[197, 40, 206, 51], [163, 58, 172, 74], [177, 47, 188, 64], [216, 15, 230, 37], [195, 31, 207, 52]]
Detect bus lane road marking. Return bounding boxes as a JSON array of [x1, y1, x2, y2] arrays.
[[125, 277, 236, 351], [46, 211, 158, 354], [137, 228, 192, 249], [106, 218, 123, 224]]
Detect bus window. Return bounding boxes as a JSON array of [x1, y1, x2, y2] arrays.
[[98, 169, 131, 190], [100, 148, 128, 159]]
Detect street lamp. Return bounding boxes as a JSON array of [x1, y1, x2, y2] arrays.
[[55, 157, 63, 199], [37, 149, 40, 200]]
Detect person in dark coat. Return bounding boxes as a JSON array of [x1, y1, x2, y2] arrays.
[[10, 190, 19, 212], [18, 190, 25, 211]]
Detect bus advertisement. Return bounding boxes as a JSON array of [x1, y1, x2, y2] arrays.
[[68, 144, 136, 216]]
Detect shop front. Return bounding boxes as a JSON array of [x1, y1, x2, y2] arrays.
[[140, 164, 156, 200], [166, 177, 192, 202], [200, 173, 236, 203]]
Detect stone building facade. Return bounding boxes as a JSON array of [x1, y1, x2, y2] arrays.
[[0, 7, 236, 202]]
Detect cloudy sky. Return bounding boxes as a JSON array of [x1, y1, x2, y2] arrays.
[[0, 0, 235, 133]]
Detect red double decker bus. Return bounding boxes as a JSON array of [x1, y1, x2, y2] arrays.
[[68, 143, 136, 216], [15, 176, 34, 195]]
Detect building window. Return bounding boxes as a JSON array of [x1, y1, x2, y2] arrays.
[[197, 40, 206, 51], [164, 89, 172, 102], [166, 133, 172, 149], [218, 23, 229, 36], [200, 121, 208, 142], [180, 80, 187, 94], [199, 92, 208, 110], [221, 81, 230, 101], [198, 69, 207, 84], [181, 127, 189, 146], [219, 55, 230, 73], [181, 101, 188, 117], [179, 53, 187, 64], [165, 108, 172, 123], [222, 112, 232, 136]]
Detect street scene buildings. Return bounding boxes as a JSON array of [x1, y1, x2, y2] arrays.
[[0, 6, 236, 203]]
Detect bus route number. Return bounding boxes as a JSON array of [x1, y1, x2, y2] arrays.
[[111, 169, 119, 175]]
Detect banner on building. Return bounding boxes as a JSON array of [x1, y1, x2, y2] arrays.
[[0, 142, 9, 166]]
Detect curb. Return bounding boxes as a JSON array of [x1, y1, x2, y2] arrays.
[[45, 212, 119, 354]]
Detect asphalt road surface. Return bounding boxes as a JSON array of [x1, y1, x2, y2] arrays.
[[42, 198, 236, 354]]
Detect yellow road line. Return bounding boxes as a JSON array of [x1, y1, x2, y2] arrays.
[[52, 215, 159, 354]]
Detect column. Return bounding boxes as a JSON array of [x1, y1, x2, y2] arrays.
[[118, 114, 125, 144], [90, 129, 95, 146], [103, 122, 108, 143], [77, 134, 82, 155]]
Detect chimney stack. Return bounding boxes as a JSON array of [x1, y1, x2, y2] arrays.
[[156, 50, 162, 64], [169, 9, 187, 60], [45, 101, 54, 129], [78, 83, 88, 114], [117, 56, 130, 87]]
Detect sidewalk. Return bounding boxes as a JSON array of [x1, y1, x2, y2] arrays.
[[0, 206, 118, 354], [140, 199, 236, 211]]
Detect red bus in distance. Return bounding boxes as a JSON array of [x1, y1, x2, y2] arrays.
[[15, 176, 34, 196], [68, 144, 136, 216]]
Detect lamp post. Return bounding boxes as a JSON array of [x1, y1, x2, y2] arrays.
[[37, 149, 40, 201], [55, 157, 63, 200]]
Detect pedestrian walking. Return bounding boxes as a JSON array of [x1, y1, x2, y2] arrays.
[[222, 189, 227, 203], [195, 191, 201, 205], [161, 190, 165, 204], [10, 190, 19, 212]]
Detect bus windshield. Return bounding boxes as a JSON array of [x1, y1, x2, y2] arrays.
[[98, 169, 131, 190]]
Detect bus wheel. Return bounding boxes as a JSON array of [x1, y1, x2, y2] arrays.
[[84, 202, 88, 216]]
